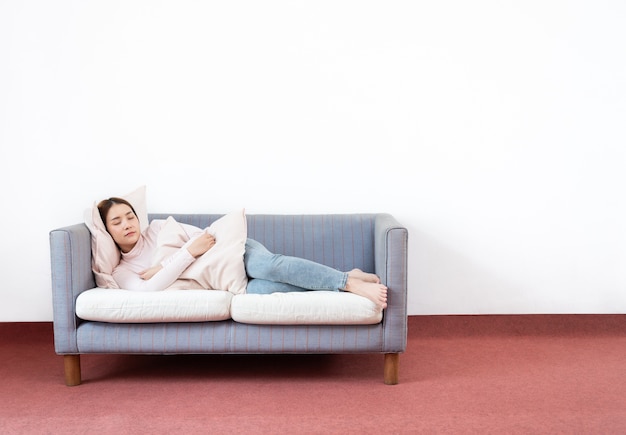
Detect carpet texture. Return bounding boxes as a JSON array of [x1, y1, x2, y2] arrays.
[[1, 315, 625, 434]]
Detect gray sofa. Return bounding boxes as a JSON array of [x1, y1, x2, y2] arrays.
[[49, 213, 408, 386]]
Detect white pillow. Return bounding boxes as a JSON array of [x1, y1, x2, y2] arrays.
[[84, 186, 149, 288], [153, 210, 248, 294]]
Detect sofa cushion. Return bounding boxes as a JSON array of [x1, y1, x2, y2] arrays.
[[76, 289, 232, 323], [230, 291, 383, 325]]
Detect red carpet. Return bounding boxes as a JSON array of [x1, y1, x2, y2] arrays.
[[1, 315, 625, 434]]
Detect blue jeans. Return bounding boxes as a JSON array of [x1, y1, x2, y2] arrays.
[[244, 238, 348, 294]]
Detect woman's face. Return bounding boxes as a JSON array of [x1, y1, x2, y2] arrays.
[[105, 203, 140, 253]]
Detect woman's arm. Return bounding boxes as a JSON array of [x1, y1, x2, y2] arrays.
[[140, 232, 216, 280], [113, 247, 196, 291], [112, 231, 216, 291]]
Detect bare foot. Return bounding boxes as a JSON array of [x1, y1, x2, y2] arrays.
[[348, 268, 381, 284], [344, 277, 388, 309]]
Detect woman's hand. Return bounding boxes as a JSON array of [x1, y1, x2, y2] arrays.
[[187, 232, 216, 258], [140, 265, 163, 280]]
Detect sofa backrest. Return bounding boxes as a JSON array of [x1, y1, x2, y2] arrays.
[[149, 213, 377, 273]]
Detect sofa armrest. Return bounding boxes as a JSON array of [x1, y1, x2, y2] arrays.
[[50, 223, 95, 354], [375, 213, 408, 353]]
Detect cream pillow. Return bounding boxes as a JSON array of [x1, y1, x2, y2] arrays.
[[153, 210, 248, 294], [84, 186, 149, 288]]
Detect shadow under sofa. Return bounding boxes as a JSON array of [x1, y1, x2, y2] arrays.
[[50, 213, 408, 386]]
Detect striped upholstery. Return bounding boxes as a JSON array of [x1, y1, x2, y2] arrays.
[[151, 213, 377, 272], [49, 223, 94, 354], [76, 322, 384, 354], [50, 213, 408, 355]]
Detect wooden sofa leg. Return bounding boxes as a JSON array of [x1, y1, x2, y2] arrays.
[[384, 353, 399, 385], [64, 355, 81, 386]]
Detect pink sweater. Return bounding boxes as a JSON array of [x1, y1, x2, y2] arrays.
[[112, 219, 204, 291]]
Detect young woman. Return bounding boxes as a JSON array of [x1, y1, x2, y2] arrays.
[[98, 197, 388, 309]]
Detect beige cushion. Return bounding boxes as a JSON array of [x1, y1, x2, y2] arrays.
[[76, 288, 233, 323], [230, 291, 383, 325], [76, 289, 381, 325], [83, 186, 149, 288], [153, 210, 248, 294]]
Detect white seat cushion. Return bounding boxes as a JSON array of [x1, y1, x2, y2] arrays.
[[230, 291, 383, 325], [76, 289, 232, 323]]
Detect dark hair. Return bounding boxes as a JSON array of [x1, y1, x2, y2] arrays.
[[97, 197, 137, 231]]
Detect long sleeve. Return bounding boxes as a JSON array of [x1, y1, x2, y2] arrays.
[[111, 219, 202, 292], [112, 247, 196, 291]]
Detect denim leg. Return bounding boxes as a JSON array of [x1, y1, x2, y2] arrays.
[[244, 238, 347, 291]]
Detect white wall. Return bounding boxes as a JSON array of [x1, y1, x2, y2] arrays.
[[1, 1, 625, 321]]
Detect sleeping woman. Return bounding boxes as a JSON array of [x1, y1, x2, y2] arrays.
[[98, 197, 388, 309]]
